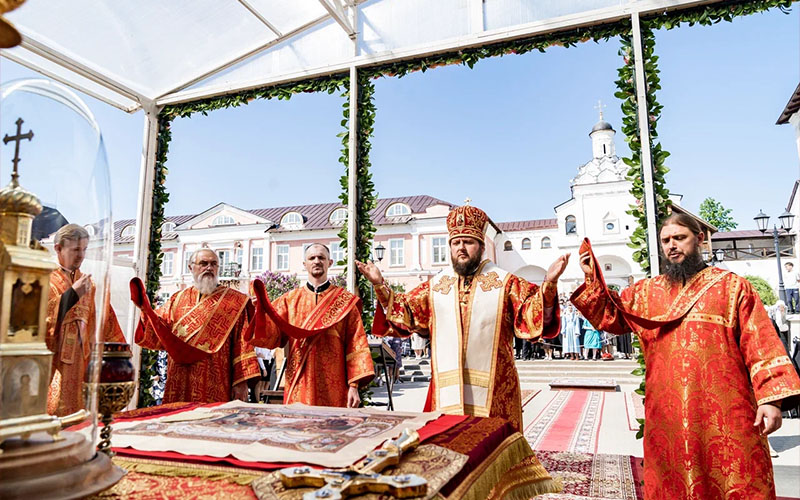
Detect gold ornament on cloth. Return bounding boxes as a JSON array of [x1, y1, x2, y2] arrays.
[[0, 0, 25, 48]]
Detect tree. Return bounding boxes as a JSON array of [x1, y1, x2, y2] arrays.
[[744, 275, 777, 306], [698, 197, 738, 232]]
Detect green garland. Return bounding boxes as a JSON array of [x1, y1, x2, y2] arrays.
[[337, 73, 379, 329]]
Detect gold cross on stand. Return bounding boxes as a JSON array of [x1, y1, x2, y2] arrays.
[[2, 117, 34, 187], [279, 428, 427, 499]]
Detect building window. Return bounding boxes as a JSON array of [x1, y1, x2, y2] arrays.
[[330, 241, 344, 265], [218, 250, 231, 270], [504, 241, 513, 251], [389, 239, 404, 267], [521, 238, 531, 250], [281, 212, 304, 229], [183, 251, 194, 273], [541, 237, 551, 249], [565, 215, 577, 235], [212, 215, 235, 226], [329, 208, 347, 225], [161, 252, 173, 276], [120, 225, 136, 238], [251, 247, 264, 271], [432, 237, 447, 264], [161, 221, 176, 232], [276, 245, 289, 271], [386, 203, 411, 217]]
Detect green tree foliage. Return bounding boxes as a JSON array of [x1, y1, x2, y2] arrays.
[[699, 198, 738, 232], [744, 275, 778, 306]]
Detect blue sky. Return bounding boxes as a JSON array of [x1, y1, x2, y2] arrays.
[[1, 8, 798, 229]]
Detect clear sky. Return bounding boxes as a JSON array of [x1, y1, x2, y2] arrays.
[[1, 7, 798, 230]]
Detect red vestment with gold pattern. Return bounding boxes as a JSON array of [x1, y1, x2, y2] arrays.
[[572, 245, 800, 499], [249, 285, 374, 407], [135, 286, 259, 404], [46, 268, 126, 416], [373, 260, 559, 433]]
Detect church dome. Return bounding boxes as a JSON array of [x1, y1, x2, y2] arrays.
[[590, 119, 614, 133], [0, 178, 42, 217]]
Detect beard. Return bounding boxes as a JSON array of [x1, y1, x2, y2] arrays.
[[663, 247, 706, 284], [194, 272, 219, 295], [452, 252, 483, 277]]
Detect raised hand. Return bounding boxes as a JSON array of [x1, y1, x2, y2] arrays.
[[72, 273, 92, 298], [545, 253, 571, 283], [579, 251, 593, 275], [129, 277, 150, 309], [355, 260, 383, 286]]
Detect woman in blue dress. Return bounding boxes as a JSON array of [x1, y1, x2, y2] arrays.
[[582, 317, 602, 360]]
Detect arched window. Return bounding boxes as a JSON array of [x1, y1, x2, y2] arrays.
[[329, 208, 347, 225], [84, 225, 95, 237], [120, 225, 136, 238], [212, 215, 235, 226], [541, 237, 551, 249], [504, 241, 513, 251], [565, 215, 577, 235], [521, 238, 531, 250], [385, 203, 411, 217], [280, 212, 304, 229], [161, 221, 176, 232]]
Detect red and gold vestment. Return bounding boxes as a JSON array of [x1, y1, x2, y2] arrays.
[[248, 284, 374, 407], [46, 268, 126, 416], [135, 286, 259, 404], [373, 260, 559, 432], [572, 240, 800, 499]]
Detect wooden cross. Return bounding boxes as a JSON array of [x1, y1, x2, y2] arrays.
[[279, 428, 427, 499], [2, 117, 34, 186], [594, 99, 606, 121]]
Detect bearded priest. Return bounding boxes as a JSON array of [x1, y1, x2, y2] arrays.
[[357, 204, 569, 432], [572, 213, 800, 499], [130, 248, 259, 403], [248, 243, 374, 408]]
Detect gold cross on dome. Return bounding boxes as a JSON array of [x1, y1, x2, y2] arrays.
[[594, 100, 606, 120], [463, 197, 471, 206]]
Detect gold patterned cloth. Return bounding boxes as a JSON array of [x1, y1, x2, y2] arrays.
[[251, 444, 467, 500], [572, 255, 800, 499]]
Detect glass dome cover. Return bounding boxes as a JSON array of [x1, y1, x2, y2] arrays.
[[0, 78, 115, 444]]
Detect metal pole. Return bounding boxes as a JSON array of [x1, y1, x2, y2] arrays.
[[775, 225, 787, 304], [631, 12, 661, 276], [127, 103, 160, 409], [346, 65, 358, 294]]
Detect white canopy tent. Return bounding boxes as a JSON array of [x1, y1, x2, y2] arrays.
[[1, 0, 739, 388]]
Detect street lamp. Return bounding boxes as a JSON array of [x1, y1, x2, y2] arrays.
[[702, 248, 726, 266], [754, 209, 795, 303], [374, 243, 386, 263]]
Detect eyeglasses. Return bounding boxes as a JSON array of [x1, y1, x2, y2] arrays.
[[194, 260, 219, 269]]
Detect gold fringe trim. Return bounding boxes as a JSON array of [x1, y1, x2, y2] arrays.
[[113, 457, 265, 486], [447, 433, 561, 500]]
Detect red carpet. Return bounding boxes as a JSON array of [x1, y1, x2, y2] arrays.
[[526, 391, 605, 453], [535, 450, 644, 499]]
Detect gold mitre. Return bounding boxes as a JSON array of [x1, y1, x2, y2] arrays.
[[0, 0, 26, 49]]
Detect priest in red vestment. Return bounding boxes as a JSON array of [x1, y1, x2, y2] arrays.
[[46, 224, 126, 416], [249, 243, 374, 408], [131, 248, 259, 403], [572, 213, 800, 500], [357, 204, 569, 432]]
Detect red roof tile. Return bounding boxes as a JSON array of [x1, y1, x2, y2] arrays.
[[496, 219, 558, 231]]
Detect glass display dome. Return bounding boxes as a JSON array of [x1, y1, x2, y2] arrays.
[[0, 78, 124, 496]]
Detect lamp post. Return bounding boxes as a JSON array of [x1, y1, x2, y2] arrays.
[[754, 209, 795, 304], [702, 248, 726, 266], [369, 243, 386, 312]]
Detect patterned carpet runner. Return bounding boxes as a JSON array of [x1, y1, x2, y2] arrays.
[[535, 450, 644, 500], [526, 391, 605, 454]]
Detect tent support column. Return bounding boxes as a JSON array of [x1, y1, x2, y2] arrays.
[[346, 66, 358, 294], [631, 12, 661, 276], [127, 103, 160, 408]]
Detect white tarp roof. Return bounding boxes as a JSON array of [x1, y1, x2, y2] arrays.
[[2, 0, 727, 112]]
